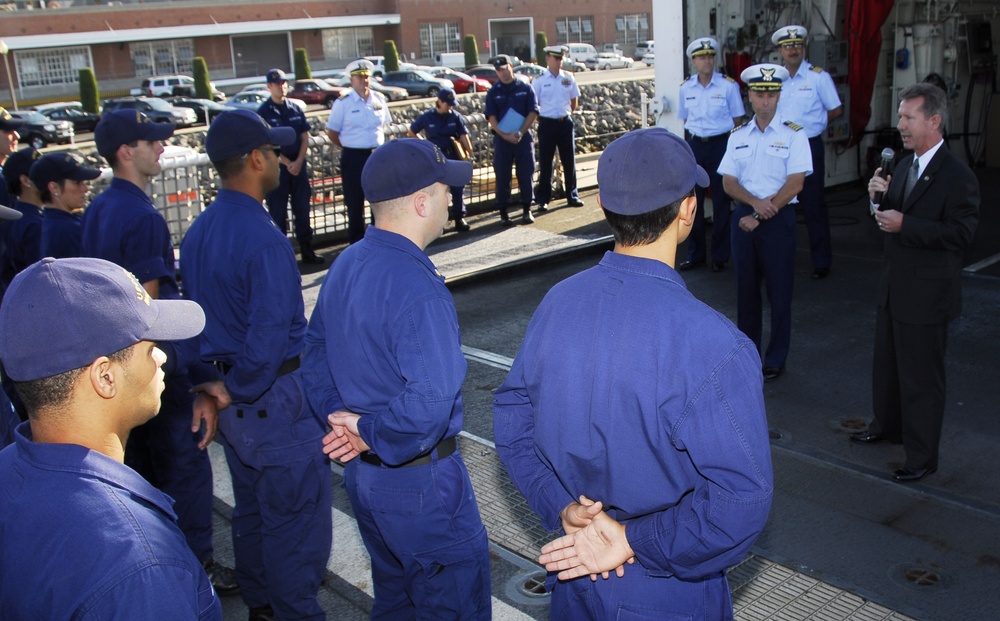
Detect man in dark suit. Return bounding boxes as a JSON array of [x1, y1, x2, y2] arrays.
[[852, 83, 979, 482]]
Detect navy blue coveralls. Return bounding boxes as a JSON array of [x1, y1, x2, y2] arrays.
[[258, 98, 314, 248], [41, 208, 82, 258], [485, 78, 538, 215], [181, 188, 331, 620], [0, 200, 42, 295], [410, 108, 470, 220], [82, 177, 215, 564]]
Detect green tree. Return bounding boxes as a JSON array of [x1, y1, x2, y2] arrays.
[[294, 48, 312, 79], [383, 40, 401, 72], [78, 68, 100, 114], [192, 57, 212, 100], [535, 32, 548, 65], [464, 34, 480, 68]]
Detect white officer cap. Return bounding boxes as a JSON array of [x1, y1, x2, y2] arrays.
[[772, 25, 808, 46], [740, 63, 790, 91], [543, 45, 568, 59], [346, 59, 374, 76], [686, 37, 720, 58]]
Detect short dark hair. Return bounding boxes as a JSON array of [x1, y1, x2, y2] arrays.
[[212, 154, 249, 180], [38, 179, 67, 205], [13, 344, 134, 417], [104, 140, 138, 170], [900, 82, 949, 132], [5, 173, 21, 197], [601, 190, 692, 246]]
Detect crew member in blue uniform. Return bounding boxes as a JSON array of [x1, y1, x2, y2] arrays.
[[485, 54, 539, 225], [0, 257, 221, 621], [0, 108, 25, 210], [720, 64, 813, 382], [259, 68, 324, 265], [83, 109, 236, 595], [0, 202, 24, 441], [326, 59, 392, 243], [302, 139, 491, 619], [1, 148, 42, 295], [677, 36, 745, 273], [408, 87, 475, 232], [773, 25, 843, 280], [30, 152, 99, 258], [181, 109, 331, 621], [494, 128, 773, 620], [532, 45, 584, 213]]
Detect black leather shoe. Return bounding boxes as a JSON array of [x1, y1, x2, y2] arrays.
[[849, 431, 902, 445], [500, 211, 514, 226], [812, 267, 830, 280], [536, 203, 549, 213], [522, 209, 535, 224], [762, 367, 783, 382], [677, 260, 704, 271], [248, 605, 274, 621], [567, 198, 585, 207], [454, 218, 471, 232], [202, 557, 239, 595], [300, 250, 325, 265], [893, 466, 937, 482], [711, 261, 726, 273]]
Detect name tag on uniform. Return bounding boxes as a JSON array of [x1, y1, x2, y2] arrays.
[[766, 142, 790, 157]]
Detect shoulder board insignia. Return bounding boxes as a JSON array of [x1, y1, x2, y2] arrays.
[[338, 90, 350, 99], [724, 74, 736, 82], [731, 122, 748, 133], [784, 121, 804, 131], [811, 65, 824, 73]]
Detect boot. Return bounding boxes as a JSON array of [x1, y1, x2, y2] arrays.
[[300, 241, 325, 265], [454, 217, 471, 232], [499, 209, 513, 226]]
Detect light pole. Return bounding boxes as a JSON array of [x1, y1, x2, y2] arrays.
[[0, 40, 16, 110]]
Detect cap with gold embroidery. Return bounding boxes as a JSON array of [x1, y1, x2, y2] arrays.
[[772, 25, 808, 46], [0, 107, 26, 131], [740, 63, 790, 91], [686, 37, 720, 58], [29, 153, 101, 190], [346, 59, 375, 77], [543, 45, 569, 59]]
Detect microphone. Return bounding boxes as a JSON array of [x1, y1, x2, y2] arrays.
[[874, 147, 894, 204]]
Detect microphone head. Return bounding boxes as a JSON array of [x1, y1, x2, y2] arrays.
[[880, 147, 895, 160]]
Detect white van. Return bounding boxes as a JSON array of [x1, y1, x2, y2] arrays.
[[561, 43, 598, 64], [634, 41, 654, 59], [436, 52, 466, 70]]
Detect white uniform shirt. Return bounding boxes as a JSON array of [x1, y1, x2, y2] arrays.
[[531, 69, 580, 119], [677, 73, 745, 138], [718, 114, 813, 202], [326, 89, 392, 149], [776, 61, 841, 138]]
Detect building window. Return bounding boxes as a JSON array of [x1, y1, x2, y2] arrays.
[[419, 22, 462, 60], [615, 13, 650, 47], [555, 16, 595, 44], [15, 47, 93, 89], [322, 27, 376, 65], [130, 39, 194, 77]]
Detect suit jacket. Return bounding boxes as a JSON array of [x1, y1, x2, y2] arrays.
[[877, 146, 979, 325]]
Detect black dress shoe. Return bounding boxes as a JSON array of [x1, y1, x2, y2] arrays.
[[812, 267, 830, 280], [677, 260, 704, 272], [248, 605, 275, 621], [202, 557, 239, 595], [762, 367, 783, 382], [522, 209, 535, 224], [300, 250, 325, 265], [893, 466, 937, 482], [849, 431, 902, 445], [500, 211, 514, 226], [567, 198, 585, 207], [454, 218, 471, 232], [536, 203, 549, 213], [711, 261, 726, 273]]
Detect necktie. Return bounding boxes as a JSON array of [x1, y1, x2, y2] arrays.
[[903, 158, 919, 201]]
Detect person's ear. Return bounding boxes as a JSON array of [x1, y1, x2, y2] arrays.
[[678, 195, 697, 227], [88, 356, 118, 400]]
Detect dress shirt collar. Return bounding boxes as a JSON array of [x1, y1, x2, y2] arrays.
[[599, 250, 689, 287], [364, 226, 442, 280], [914, 139, 944, 174]]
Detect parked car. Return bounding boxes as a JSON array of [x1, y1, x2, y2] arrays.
[[327, 76, 408, 101], [379, 71, 453, 98], [288, 79, 346, 108], [562, 57, 588, 73], [602, 43, 624, 55], [166, 97, 235, 124], [464, 65, 500, 85], [513, 63, 546, 81], [32, 101, 100, 133], [132, 75, 225, 101], [360, 55, 417, 78], [8, 110, 74, 148], [585, 52, 634, 70], [642, 52, 655, 66], [634, 40, 654, 59], [561, 43, 599, 64], [101, 96, 198, 127], [423, 68, 490, 93], [239, 84, 270, 93]]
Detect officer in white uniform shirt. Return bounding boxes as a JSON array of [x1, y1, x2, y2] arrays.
[[719, 63, 812, 384], [326, 59, 393, 243], [773, 25, 843, 280], [677, 36, 745, 273], [532, 45, 584, 212]]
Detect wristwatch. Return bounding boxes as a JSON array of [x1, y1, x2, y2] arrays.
[[752, 211, 761, 220], [516, 130, 523, 139]]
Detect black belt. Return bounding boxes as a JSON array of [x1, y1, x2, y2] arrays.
[[342, 146, 377, 153], [359, 436, 457, 468], [690, 133, 728, 143], [540, 116, 570, 122], [214, 356, 300, 378]]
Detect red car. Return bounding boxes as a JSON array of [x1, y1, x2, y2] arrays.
[[464, 65, 500, 85], [288, 79, 346, 108], [425, 68, 491, 93]]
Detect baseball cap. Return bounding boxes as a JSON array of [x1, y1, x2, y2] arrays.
[[0, 107, 26, 132], [0, 257, 205, 382], [3, 147, 41, 194], [772, 25, 808, 46], [438, 88, 458, 107], [597, 128, 708, 216], [491, 55, 511, 68], [362, 139, 472, 203], [265, 68, 288, 84], [29, 153, 101, 190], [205, 109, 296, 162], [740, 63, 790, 91], [687, 37, 720, 58], [95, 109, 175, 158]]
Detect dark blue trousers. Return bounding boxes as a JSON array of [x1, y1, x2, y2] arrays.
[[493, 134, 535, 212], [265, 163, 313, 246], [687, 136, 732, 264], [535, 117, 579, 204], [799, 136, 832, 270], [731, 203, 796, 369], [341, 148, 374, 244]]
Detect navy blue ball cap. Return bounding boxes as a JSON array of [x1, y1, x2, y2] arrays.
[[0, 107, 26, 131], [265, 68, 287, 84], [362, 139, 472, 203], [206, 109, 296, 162], [29, 153, 102, 190], [95, 109, 175, 158], [0, 257, 205, 382], [438, 87, 458, 107], [492, 55, 511, 68], [3, 147, 41, 189], [598, 128, 709, 216]]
